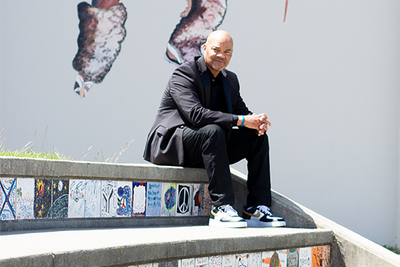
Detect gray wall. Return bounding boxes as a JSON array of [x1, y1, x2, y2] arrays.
[[1, 1, 399, 247]]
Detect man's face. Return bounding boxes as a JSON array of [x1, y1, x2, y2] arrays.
[[203, 35, 233, 76]]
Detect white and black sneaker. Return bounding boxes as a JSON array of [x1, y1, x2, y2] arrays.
[[243, 205, 286, 227], [209, 204, 247, 228]]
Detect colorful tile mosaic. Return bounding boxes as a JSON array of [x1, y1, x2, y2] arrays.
[[85, 180, 101, 218], [48, 179, 69, 218], [235, 254, 249, 267], [34, 178, 52, 218], [299, 247, 312, 267], [101, 180, 117, 217], [1, 177, 232, 221], [181, 258, 195, 267], [248, 253, 262, 267], [127, 246, 330, 267], [0, 178, 17, 220], [15, 178, 34, 220], [209, 256, 222, 267], [68, 179, 86, 218], [116, 181, 132, 217], [177, 183, 191, 216], [147, 182, 161, 216], [222, 254, 235, 267], [161, 183, 177, 216], [132, 182, 147, 217]]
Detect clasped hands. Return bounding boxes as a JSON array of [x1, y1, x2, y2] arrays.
[[240, 113, 271, 136]]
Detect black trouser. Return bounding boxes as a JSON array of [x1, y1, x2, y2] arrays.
[[182, 124, 272, 207]]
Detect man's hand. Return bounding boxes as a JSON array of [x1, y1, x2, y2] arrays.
[[238, 113, 271, 136]]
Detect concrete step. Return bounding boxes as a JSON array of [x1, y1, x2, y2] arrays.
[[0, 226, 333, 267]]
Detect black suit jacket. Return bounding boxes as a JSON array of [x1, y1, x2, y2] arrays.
[[143, 56, 251, 166]]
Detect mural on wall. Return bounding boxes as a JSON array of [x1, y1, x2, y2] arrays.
[[165, 0, 227, 66], [72, 0, 127, 98], [71, 0, 234, 98]]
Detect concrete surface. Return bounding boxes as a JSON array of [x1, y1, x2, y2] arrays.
[[1, 157, 400, 266], [0, 156, 208, 183], [230, 170, 400, 267], [0, 226, 333, 267]]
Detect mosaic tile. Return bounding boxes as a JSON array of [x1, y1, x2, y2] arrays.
[[299, 247, 312, 267], [236, 254, 249, 267], [176, 183, 191, 216], [311, 246, 330, 267], [68, 179, 86, 218], [248, 253, 262, 267], [262, 250, 288, 267], [180, 258, 195, 267], [196, 257, 208, 267], [15, 178, 34, 220], [287, 248, 299, 267], [146, 182, 161, 216], [101, 180, 117, 217], [132, 182, 147, 217], [192, 184, 206, 216], [158, 260, 179, 267], [34, 178, 52, 218], [135, 264, 154, 267], [116, 181, 132, 217], [0, 178, 16, 220], [85, 180, 101, 218], [209, 255, 222, 267], [203, 184, 212, 216], [161, 183, 177, 216], [222, 255, 235, 267], [48, 179, 69, 218]]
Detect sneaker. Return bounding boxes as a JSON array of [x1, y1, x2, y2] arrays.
[[209, 204, 247, 228], [243, 205, 286, 227]]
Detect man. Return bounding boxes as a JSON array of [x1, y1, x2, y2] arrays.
[[144, 30, 285, 228]]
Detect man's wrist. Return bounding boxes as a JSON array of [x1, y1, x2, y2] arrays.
[[232, 115, 239, 126]]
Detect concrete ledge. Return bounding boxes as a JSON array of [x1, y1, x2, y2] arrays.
[[230, 170, 400, 267], [0, 217, 209, 232], [0, 156, 208, 183], [0, 226, 333, 267]]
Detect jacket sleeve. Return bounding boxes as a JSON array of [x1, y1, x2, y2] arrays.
[[169, 64, 234, 130]]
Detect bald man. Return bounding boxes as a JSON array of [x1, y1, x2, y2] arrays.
[[144, 30, 285, 228]]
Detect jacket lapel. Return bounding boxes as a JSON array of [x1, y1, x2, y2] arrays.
[[221, 70, 232, 113], [197, 56, 211, 108]]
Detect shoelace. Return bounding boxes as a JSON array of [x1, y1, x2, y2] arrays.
[[258, 205, 273, 216]]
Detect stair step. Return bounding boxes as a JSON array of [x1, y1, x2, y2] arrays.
[[0, 226, 333, 267]]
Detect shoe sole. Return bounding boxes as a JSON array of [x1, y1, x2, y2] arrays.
[[245, 219, 286, 227], [209, 218, 247, 228]]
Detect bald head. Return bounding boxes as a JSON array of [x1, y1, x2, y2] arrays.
[[205, 30, 234, 47], [203, 30, 234, 77]]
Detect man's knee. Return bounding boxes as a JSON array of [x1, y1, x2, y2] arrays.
[[203, 124, 226, 143]]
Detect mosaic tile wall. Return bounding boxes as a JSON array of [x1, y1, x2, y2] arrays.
[[129, 246, 331, 267], [0, 178, 211, 220]]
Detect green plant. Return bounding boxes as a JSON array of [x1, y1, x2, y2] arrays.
[[383, 245, 400, 255], [0, 128, 134, 163], [0, 128, 69, 160]]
